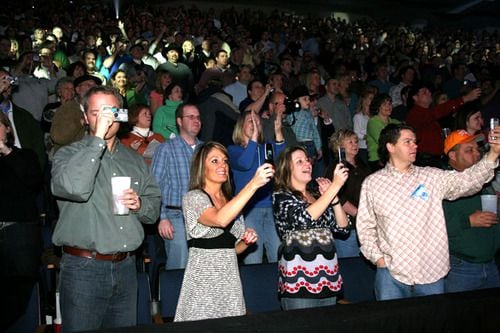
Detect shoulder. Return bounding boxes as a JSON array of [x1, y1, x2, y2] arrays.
[[184, 189, 210, 203]]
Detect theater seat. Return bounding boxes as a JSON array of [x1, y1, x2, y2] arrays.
[[338, 257, 376, 303], [137, 272, 153, 325], [239, 263, 281, 313], [5, 283, 41, 333], [156, 268, 184, 322]]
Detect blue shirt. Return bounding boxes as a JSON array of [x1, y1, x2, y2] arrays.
[[151, 136, 201, 220], [228, 140, 285, 211], [288, 109, 322, 151]]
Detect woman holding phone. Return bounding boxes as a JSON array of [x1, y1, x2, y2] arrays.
[[174, 142, 273, 321], [273, 145, 350, 310], [228, 110, 286, 264]]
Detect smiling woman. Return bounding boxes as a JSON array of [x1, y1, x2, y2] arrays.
[[175, 141, 274, 322], [272, 145, 350, 311]]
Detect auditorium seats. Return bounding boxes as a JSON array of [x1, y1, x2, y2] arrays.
[[154, 256, 375, 322]]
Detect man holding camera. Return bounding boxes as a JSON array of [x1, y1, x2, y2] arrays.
[[51, 85, 161, 332]]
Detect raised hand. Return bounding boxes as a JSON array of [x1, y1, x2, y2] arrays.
[[250, 163, 274, 189], [241, 228, 258, 245], [332, 163, 349, 188], [316, 177, 331, 195]]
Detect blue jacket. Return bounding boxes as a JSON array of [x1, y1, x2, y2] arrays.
[[228, 140, 285, 212]]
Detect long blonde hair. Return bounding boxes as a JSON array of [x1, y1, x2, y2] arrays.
[[232, 111, 263, 146]]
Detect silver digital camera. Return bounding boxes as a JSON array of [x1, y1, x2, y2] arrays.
[[103, 106, 128, 122], [4, 75, 18, 86]]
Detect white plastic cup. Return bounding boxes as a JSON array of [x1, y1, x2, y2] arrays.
[[481, 194, 498, 214], [111, 176, 131, 215]]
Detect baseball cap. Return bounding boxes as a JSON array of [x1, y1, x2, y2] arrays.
[[292, 85, 310, 100], [74, 74, 102, 87], [443, 130, 481, 155]]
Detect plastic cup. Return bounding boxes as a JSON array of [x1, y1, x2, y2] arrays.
[[111, 177, 131, 215], [481, 194, 498, 214]]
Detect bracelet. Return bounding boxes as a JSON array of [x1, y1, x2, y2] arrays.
[[331, 200, 340, 206], [275, 140, 285, 144]]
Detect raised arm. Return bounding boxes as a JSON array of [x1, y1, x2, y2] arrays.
[[198, 164, 274, 228]]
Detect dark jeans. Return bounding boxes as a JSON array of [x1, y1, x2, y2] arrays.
[[0, 222, 42, 330], [59, 253, 137, 333], [445, 255, 500, 293]]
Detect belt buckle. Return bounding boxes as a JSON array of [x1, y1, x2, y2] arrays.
[[112, 252, 126, 262]]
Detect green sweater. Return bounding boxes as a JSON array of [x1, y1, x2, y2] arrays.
[[443, 193, 500, 263], [152, 100, 182, 140], [366, 115, 400, 162]]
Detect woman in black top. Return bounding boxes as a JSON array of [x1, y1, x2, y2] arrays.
[[325, 129, 372, 258], [0, 110, 42, 330]]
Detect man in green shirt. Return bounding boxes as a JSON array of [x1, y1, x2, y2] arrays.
[[443, 129, 500, 293], [51, 85, 161, 332]]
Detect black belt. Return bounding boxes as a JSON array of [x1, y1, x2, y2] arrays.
[[165, 205, 182, 210]]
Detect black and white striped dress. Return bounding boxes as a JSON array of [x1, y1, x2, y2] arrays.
[[174, 189, 246, 322]]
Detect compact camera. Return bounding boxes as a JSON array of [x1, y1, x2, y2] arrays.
[[284, 97, 300, 114], [3, 75, 18, 86], [103, 106, 129, 122]]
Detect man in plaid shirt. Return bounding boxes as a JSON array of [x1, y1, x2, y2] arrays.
[[357, 123, 500, 300], [151, 104, 202, 269]]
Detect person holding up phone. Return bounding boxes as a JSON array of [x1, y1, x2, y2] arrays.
[[228, 110, 285, 264], [273, 145, 350, 310], [325, 129, 372, 258]]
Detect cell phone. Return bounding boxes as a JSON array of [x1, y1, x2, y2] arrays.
[[338, 147, 346, 163], [491, 117, 499, 130], [264, 143, 274, 165], [491, 118, 499, 140]]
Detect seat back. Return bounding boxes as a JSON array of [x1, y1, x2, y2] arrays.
[[5, 283, 41, 333], [338, 257, 376, 303], [137, 272, 152, 324], [239, 263, 281, 313], [157, 269, 185, 320]]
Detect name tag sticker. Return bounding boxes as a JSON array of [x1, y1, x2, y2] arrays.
[[411, 184, 429, 201]]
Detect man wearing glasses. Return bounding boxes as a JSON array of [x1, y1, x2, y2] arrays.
[[152, 104, 202, 269]]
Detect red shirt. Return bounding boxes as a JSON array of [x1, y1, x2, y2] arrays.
[[406, 98, 464, 156]]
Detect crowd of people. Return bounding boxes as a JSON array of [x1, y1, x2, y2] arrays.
[[1, 0, 500, 332]]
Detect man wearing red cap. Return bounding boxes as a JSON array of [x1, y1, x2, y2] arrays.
[[357, 123, 500, 301], [443, 130, 500, 293]]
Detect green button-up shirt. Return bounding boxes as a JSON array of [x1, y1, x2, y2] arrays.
[[51, 135, 161, 254]]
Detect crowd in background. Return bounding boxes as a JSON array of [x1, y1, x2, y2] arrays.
[[1, 0, 500, 330]]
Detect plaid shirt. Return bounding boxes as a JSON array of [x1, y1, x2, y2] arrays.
[[357, 157, 497, 285], [151, 136, 201, 220], [288, 109, 321, 152]]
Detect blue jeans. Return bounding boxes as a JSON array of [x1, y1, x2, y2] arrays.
[[59, 253, 137, 333], [281, 296, 336, 310], [334, 231, 360, 258], [445, 255, 500, 293], [374, 267, 444, 301], [163, 209, 188, 270], [242, 207, 280, 264]]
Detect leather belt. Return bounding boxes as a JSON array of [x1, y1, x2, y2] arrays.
[[165, 205, 182, 210], [63, 246, 133, 262]]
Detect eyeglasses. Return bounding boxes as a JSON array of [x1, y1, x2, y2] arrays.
[[182, 115, 201, 121]]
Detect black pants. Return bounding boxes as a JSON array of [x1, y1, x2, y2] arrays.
[[0, 222, 42, 330]]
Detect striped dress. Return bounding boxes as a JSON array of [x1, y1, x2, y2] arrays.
[[273, 190, 348, 299], [174, 190, 246, 322]]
